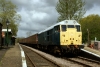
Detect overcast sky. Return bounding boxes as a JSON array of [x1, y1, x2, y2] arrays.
[[10, 0, 100, 37]]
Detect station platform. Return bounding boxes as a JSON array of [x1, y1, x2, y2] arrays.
[[0, 43, 22, 67], [83, 46, 100, 56]]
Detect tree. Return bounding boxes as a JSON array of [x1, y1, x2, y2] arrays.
[[0, 0, 21, 36], [56, 0, 85, 22], [79, 14, 100, 43]]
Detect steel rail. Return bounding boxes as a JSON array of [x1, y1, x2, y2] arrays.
[[23, 46, 61, 67], [28, 49, 61, 67], [78, 56, 100, 64], [25, 52, 36, 67]]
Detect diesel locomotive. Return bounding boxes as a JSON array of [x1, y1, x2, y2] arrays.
[[19, 20, 84, 55]]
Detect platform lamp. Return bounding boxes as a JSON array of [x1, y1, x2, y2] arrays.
[[6, 19, 9, 47]]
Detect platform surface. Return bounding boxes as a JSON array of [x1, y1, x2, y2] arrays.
[[84, 47, 100, 56], [0, 44, 22, 67]]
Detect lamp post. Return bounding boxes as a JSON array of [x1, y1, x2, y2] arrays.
[[6, 19, 9, 47], [87, 29, 89, 46]]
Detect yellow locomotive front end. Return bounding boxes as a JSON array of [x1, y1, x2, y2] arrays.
[[60, 20, 83, 53]]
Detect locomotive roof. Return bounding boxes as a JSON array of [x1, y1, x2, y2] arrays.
[[38, 20, 80, 34]]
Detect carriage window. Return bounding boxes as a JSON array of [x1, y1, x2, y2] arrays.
[[61, 25, 66, 31], [76, 25, 80, 32], [68, 25, 74, 28], [54, 25, 60, 32]]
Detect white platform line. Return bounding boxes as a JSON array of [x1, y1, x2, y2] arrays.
[[18, 43, 27, 67], [81, 49, 100, 58]]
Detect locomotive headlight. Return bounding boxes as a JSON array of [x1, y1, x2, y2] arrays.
[[62, 34, 65, 37]]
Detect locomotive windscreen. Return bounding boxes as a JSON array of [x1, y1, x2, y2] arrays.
[[61, 25, 66, 31], [68, 25, 74, 28]]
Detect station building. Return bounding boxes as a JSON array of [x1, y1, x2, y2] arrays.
[[2, 29, 16, 46]]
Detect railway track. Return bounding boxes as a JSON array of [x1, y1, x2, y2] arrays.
[[21, 45, 100, 67], [63, 56, 100, 67], [22, 46, 60, 67]]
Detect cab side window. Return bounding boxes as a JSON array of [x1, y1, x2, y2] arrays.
[[54, 25, 60, 32], [76, 25, 80, 32]]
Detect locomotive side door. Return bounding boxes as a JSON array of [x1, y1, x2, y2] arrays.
[[53, 25, 60, 45]]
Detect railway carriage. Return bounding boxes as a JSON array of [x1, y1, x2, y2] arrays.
[[27, 34, 38, 48], [19, 34, 38, 47]]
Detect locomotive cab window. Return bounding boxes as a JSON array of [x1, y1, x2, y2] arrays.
[[61, 25, 67, 31], [68, 25, 75, 28], [54, 25, 60, 32], [76, 25, 80, 32]]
